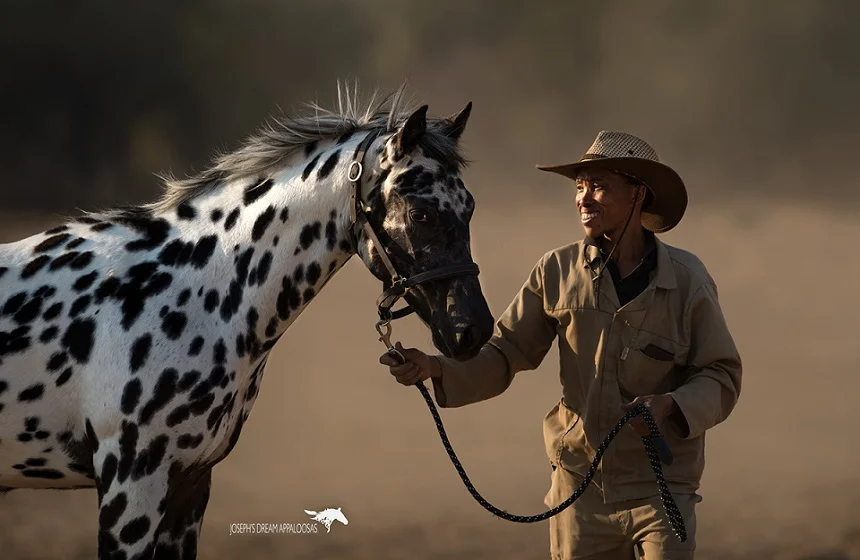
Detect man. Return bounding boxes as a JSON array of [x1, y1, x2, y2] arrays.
[[379, 131, 742, 559]]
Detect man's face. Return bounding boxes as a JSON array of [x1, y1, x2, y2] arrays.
[[575, 168, 641, 239]]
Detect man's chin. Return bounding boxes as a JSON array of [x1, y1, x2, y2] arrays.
[[582, 224, 602, 238]]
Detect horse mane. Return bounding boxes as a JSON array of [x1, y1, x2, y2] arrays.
[[141, 82, 466, 215]]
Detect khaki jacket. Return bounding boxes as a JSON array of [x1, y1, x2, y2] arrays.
[[432, 237, 742, 503]]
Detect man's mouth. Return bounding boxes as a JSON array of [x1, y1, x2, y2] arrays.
[[581, 211, 600, 223]]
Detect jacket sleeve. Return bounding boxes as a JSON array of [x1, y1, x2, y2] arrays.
[[669, 281, 743, 439], [431, 253, 559, 408]]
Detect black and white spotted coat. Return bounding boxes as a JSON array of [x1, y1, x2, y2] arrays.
[[0, 103, 479, 559]]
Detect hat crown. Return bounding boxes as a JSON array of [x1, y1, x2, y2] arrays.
[[582, 131, 659, 163]]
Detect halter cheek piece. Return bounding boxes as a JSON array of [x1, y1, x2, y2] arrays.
[[347, 130, 481, 356]]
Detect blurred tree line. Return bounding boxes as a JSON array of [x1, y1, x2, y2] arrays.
[[1, 1, 858, 213]]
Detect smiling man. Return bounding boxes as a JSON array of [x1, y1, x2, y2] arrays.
[[380, 131, 742, 559]]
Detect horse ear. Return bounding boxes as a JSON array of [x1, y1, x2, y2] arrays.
[[442, 101, 472, 141], [395, 105, 428, 157]]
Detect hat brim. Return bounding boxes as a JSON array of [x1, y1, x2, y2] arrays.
[[536, 157, 688, 233]]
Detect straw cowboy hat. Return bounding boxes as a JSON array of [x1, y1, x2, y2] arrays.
[[536, 131, 688, 233]]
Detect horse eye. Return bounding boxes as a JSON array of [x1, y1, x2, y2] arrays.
[[409, 209, 429, 223]]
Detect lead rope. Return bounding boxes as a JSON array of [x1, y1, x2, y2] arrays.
[[378, 325, 687, 542]]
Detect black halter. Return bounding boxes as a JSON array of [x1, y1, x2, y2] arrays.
[[347, 130, 481, 322]]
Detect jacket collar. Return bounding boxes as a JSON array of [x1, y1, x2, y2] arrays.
[[582, 230, 676, 290]]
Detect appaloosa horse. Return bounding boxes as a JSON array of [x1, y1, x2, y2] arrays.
[[0, 83, 493, 559]]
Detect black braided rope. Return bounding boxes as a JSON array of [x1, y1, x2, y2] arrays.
[[413, 380, 687, 542]]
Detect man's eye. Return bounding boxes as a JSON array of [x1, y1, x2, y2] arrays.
[[410, 209, 429, 222]]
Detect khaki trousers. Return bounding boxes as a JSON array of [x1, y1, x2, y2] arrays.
[[543, 466, 700, 559]]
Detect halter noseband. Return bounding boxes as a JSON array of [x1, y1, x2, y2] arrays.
[[347, 130, 481, 323]]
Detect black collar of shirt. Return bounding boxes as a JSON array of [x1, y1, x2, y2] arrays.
[[584, 229, 659, 307]]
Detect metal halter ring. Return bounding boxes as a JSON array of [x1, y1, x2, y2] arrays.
[[348, 161, 363, 182]]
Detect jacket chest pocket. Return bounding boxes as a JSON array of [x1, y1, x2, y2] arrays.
[[618, 331, 688, 399]]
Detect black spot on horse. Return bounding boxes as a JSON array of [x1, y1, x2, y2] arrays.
[[34, 234, 71, 253], [61, 318, 95, 364], [100, 492, 128, 530], [91, 222, 113, 232], [279, 207, 289, 222], [161, 311, 187, 341], [13, 296, 42, 325], [255, 251, 273, 287], [69, 295, 91, 317], [66, 237, 86, 250], [25, 457, 47, 467], [306, 262, 322, 286], [276, 276, 301, 320], [219, 248, 253, 322], [243, 179, 274, 206], [302, 154, 321, 181], [265, 317, 278, 338], [317, 150, 340, 180], [302, 288, 315, 304], [224, 208, 240, 231], [251, 205, 276, 242], [177, 289, 191, 307], [190, 235, 217, 268], [19, 383, 44, 402], [56, 368, 73, 387], [213, 339, 227, 365], [177, 433, 204, 449], [178, 370, 201, 392], [130, 334, 152, 373], [119, 515, 151, 544], [42, 303, 62, 322], [39, 325, 60, 344], [66, 251, 94, 270], [117, 421, 139, 483], [299, 222, 322, 249], [121, 379, 143, 415], [325, 219, 337, 250], [101, 453, 118, 492], [73, 271, 98, 292], [47, 351, 68, 371], [45, 225, 69, 235], [139, 369, 179, 427], [94, 277, 120, 303], [177, 202, 197, 220], [21, 255, 51, 279], [114, 214, 171, 252], [3, 292, 27, 315], [0, 326, 32, 359], [166, 405, 190, 428], [188, 336, 204, 357], [210, 209, 223, 223], [204, 290, 219, 313]]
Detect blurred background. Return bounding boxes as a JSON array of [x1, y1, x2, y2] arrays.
[[1, 1, 859, 558]]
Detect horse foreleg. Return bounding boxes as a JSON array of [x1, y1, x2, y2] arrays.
[[153, 467, 212, 560]]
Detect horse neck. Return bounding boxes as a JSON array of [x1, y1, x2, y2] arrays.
[[153, 137, 365, 360]]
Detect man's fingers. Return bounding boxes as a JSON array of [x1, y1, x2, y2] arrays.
[[391, 363, 417, 377]]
